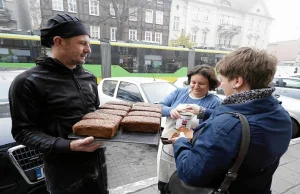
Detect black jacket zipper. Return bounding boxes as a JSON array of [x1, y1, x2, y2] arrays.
[[72, 73, 88, 114]]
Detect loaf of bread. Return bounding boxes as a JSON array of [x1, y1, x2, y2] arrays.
[[121, 116, 160, 133], [72, 119, 120, 138], [131, 105, 161, 113], [83, 112, 122, 121], [134, 102, 162, 108], [127, 111, 162, 118], [100, 104, 131, 112], [95, 109, 128, 117], [106, 101, 133, 107]]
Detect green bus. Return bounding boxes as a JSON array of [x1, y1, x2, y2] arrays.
[[0, 32, 230, 83]]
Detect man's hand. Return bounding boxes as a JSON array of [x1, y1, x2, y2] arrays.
[[170, 108, 181, 119], [70, 136, 103, 152], [170, 132, 186, 144]]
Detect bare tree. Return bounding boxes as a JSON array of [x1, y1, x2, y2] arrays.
[[98, 0, 143, 41], [29, 0, 42, 29]]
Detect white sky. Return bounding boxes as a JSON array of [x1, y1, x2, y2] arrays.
[[265, 0, 300, 43]]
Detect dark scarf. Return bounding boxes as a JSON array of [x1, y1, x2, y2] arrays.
[[222, 87, 275, 105]]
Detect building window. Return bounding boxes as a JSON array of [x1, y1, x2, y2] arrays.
[[221, 0, 231, 7], [217, 35, 221, 45], [157, 0, 163, 4], [249, 19, 254, 29], [89, 0, 99, 16], [110, 27, 117, 41], [145, 9, 153, 23], [0, 0, 4, 9], [248, 37, 252, 45], [155, 32, 162, 44], [129, 29, 137, 40], [228, 36, 232, 46], [129, 7, 138, 21], [220, 15, 225, 25], [68, 0, 77, 13], [256, 20, 261, 31], [90, 26, 100, 39], [202, 32, 207, 44], [52, 0, 63, 11], [228, 17, 234, 25], [223, 36, 227, 45], [110, 3, 119, 17], [204, 10, 209, 22], [191, 30, 197, 42], [145, 31, 152, 41], [156, 11, 163, 25], [193, 9, 200, 21], [173, 16, 179, 30]]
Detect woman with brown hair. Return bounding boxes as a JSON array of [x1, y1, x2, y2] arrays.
[[157, 64, 222, 194], [171, 47, 292, 194]]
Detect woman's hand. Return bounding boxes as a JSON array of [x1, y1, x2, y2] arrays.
[[170, 108, 181, 119], [185, 104, 201, 115], [170, 132, 186, 144]]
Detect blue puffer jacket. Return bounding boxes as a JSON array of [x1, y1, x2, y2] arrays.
[[173, 96, 292, 194]]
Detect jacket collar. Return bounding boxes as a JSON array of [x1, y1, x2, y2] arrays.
[[36, 57, 84, 75], [213, 89, 280, 116], [222, 88, 275, 105]]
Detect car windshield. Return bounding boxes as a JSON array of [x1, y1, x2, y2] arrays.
[[140, 82, 177, 103]]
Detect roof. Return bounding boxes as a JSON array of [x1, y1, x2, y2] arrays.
[[102, 77, 170, 84]]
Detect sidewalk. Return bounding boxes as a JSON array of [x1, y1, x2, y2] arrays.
[[107, 138, 300, 194]]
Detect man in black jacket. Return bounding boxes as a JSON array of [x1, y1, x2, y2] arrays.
[[9, 14, 108, 194]]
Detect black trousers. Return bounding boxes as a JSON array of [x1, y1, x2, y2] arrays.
[[44, 148, 108, 194], [158, 181, 170, 194]]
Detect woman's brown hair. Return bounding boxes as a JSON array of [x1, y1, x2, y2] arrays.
[[187, 64, 220, 91], [216, 47, 277, 89]]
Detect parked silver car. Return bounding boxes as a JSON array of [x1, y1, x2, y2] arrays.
[[0, 69, 47, 194], [173, 77, 300, 138], [271, 76, 300, 100]]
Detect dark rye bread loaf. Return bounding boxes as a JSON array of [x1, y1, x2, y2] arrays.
[[73, 119, 120, 138], [106, 101, 133, 107], [121, 116, 160, 133], [134, 102, 162, 108], [100, 104, 131, 112], [131, 105, 161, 113], [83, 112, 122, 121], [95, 109, 128, 117], [127, 111, 162, 118]]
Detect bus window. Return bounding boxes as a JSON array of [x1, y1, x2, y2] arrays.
[[111, 45, 188, 74], [85, 44, 101, 64], [195, 52, 215, 67]]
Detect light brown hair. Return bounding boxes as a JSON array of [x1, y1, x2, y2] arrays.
[[215, 47, 277, 89]]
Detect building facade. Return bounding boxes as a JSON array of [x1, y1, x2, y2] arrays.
[[0, 0, 18, 29], [267, 39, 300, 66], [169, 0, 272, 49], [40, 0, 172, 45]]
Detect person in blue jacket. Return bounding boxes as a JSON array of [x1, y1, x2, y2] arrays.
[[170, 47, 292, 194], [157, 64, 222, 194]]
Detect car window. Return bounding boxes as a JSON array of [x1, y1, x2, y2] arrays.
[[271, 78, 280, 87], [141, 82, 177, 103], [281, 78, 300, 89], [116, 81, 143, 102], [102, 80, 118, 97]]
